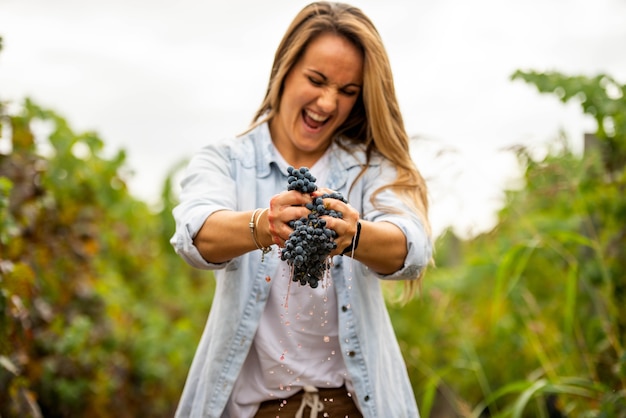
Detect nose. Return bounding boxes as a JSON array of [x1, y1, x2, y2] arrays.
[[317, 88, 337, 113]]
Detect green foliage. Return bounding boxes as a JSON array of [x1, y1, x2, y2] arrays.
[[390, 71, 626, 417], [511, 70, 626, 174], [0, 99, 213, 417], [2, 65, 624, 417]]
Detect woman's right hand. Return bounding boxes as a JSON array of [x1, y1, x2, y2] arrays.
[[266, 190, 313, 247]]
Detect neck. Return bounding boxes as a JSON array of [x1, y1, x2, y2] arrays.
[[269, 122, 331, 168]]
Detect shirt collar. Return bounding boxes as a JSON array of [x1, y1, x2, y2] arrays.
[[251, 121, 368, 189], [252, 121, 277, 178]]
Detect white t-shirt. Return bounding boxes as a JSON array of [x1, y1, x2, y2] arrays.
[[227, 151, 350, 417]]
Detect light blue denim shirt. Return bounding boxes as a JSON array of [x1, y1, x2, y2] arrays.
[[171, 122, 432, 418]]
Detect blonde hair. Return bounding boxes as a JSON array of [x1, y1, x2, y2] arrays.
[[252, 2, 432, 300]]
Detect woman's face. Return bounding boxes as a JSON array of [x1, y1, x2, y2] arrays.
[[270, 32, 364, 166]]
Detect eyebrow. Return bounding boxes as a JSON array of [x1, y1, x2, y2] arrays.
[[308, 69, 362, 89]]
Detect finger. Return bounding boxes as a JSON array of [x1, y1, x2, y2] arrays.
[[268, 194, 312, 247], [270, 232, 285, 247], [322, 216, 358, 255], [268, 219, 298, 247], [279, 190, 314, 206], [323, 199, 358, 224], [312, 187, 334, 196], [270, 192, 312, 212]]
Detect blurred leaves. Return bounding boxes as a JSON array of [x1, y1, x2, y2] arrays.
[[512, 70, 626, 174], [0, 98, 213, 417], [1, 67, 625, 417], [390, 71, 626, 417]]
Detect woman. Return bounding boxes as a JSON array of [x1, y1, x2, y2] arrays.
[[171, 2, 433, 417]]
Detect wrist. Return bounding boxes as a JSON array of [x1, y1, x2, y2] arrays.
[[249, 208, 272, 261], [256, 208, 274, 248], [341, 220, 361, 255]]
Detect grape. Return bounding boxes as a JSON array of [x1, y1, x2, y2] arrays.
[[281, 166, 348, 288], [286, 166, 318, 193]]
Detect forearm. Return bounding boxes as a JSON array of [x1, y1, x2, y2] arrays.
[[193, 209, 273, 264], [192, 208, 408, 275], [349, 220, 407, 275]]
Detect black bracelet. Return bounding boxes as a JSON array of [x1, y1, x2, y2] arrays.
[[341, 221, 361, 255]]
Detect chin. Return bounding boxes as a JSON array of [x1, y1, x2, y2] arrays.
[[296, 140, 330, 154]]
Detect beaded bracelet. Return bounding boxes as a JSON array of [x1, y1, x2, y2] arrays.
[[249, 208, 272, 262]]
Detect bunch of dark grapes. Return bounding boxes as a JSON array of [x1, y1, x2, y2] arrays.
[[286, 165, 318, 193], [281, 166, 348, 288]]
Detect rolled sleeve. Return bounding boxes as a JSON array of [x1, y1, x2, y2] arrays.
[[170, 207, 228, 270], [371, 213, 432, 280], [360, 161, 433, 280], [170, 142, 237, 270]]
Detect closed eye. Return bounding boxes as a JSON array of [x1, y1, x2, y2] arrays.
[[308, 76, 324, 86], [340, 88, 359, 97]]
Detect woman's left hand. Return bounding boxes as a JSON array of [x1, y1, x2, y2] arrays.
[[312, 188, 360, 257]]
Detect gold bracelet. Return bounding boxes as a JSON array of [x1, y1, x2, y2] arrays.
[[249, 208, 272, 262]]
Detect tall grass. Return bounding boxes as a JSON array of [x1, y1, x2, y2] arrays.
[[390, 71, 626, 417]]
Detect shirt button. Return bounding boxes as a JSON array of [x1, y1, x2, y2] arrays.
[[348, 350, 356, 357], [364, 395, 370, 402], [341, 305, 348, 312]]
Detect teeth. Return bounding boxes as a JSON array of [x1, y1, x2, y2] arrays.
[[305, 110, 328, 123]]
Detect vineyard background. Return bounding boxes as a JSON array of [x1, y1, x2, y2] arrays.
[[1, 37, 625, 417]]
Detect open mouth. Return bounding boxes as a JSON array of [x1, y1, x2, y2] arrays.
[[302, 109, 330, 131]]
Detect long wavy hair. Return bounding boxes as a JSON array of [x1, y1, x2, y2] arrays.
[[251, 2, 432, 299]]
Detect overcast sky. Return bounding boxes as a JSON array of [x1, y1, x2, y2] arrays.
[[1, 0, 625, 238]]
